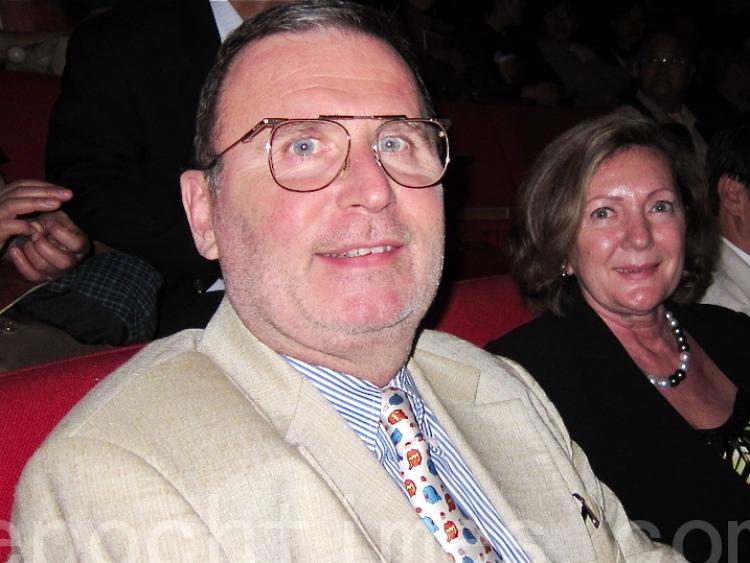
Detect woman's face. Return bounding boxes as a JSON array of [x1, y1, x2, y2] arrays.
[[568, 146, 686, 320]]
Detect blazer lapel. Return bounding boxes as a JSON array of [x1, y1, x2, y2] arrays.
[[409, 347, 602, 562], [286, 382, 449, 562]]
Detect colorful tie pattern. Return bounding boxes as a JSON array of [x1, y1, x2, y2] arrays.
[[380, 387, 502, 562]]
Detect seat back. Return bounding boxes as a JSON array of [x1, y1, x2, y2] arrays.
[[0, 344, 141, 559], [0, 70, 61, 181], [428, 274, 533, 347]]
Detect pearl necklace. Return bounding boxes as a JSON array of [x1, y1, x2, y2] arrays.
[[647, 309, 691, 388]]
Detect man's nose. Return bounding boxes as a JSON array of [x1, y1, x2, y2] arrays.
[[334, 140, 395, 212]]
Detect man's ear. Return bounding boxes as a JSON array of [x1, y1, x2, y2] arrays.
[[717, 174, 749, 219], [181, 170, 219, 260]]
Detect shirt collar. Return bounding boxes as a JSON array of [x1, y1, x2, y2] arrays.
[[283, 356, 418, 451], [635, 90, 685, 123], [210, 0, 243, 42], [722, 236, 750, 267]]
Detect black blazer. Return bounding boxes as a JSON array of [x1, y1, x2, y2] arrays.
[[47, 0, 220, 284], [487, 286, 750, 562]]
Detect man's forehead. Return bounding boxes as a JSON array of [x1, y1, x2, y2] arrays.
[[229, 29, 413, 89], [215, 28, 422, 141], [646, 37, 687, 57]]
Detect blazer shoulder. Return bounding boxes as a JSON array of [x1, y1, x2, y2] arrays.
[[416, 328, 545, 392], [415, 329, 572, 441], [485, 313, 575, 376], [45, 330, 238, 443]]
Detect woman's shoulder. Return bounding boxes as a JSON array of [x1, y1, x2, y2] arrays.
[[678, 302, 750, 388], [678, 302, 750, 335], [486, 311, 563, 354], [485, 310, 586, 377]]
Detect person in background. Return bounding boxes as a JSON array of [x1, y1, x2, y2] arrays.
[[487, 114, 750, 562], [12, 3, 680, 561], [596, 0, 648, 77], [534, 0, 631, 107], [618, 31, 708, 164], [396, 0, 467, 99], [691, 45, 750, 136], [46, 0, 290, 336], [0, 177, 160, 366], [458, 0, 562, 105], [702, 120, 750, 316], [0, 179, 88, 282]]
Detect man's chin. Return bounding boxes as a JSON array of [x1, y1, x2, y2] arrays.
[[320, 297, 422, 336]]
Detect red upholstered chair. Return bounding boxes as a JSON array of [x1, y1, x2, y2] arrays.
[[0, 70, 61, 182], [430, 274, 534, 347], [0, 344, 142, 560], [0, 275, 531, 559]]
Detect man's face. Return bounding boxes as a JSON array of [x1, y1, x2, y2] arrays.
[[185, 30, 444, 369], [638, 36, 692, 101]]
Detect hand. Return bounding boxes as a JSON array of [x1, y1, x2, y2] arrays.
[[0, 180, 90, 282], [0, 179, 70, 248], [7, 210, 90, 283]]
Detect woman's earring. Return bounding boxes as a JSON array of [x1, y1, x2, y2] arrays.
[[561, 261, 570, 278]]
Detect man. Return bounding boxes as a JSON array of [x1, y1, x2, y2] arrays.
[[0, 178, 161, 366], [702, 120, 750, 315], [12, 3, 681, 561], [618, 32, 708, 164], [47, 0, 288, 335]]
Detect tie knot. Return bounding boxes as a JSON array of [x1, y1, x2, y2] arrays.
[[380, 387, 415, 427], [381, 386, 425, 451]]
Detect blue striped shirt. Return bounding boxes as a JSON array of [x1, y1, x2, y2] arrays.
[[285, 356, 530, 563]]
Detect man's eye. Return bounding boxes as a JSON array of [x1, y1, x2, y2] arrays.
[[291, 138, 318, 156], [378, 135, 405, 153], [591, 208, 612, 219], [652, 201, 675, 213]]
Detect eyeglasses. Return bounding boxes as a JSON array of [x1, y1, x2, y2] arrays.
[[205, 115, 450, 192], [642, 56, 689, 67]]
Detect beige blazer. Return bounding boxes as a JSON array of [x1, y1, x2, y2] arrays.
[[11, 299, 681, 562], [702, 238, 750, 316]]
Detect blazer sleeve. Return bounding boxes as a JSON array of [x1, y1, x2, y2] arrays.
[[567, 441, 686, 562], [11, 435, 230, 562]]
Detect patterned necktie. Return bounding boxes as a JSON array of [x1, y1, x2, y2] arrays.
[[380, 387, 502, 562]]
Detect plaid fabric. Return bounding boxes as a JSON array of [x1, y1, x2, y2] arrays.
[[42, 252, 162, 344]]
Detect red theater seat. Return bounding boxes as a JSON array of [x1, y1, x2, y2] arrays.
[[431, 274, 533, 346], [0, 344, 142, 559], [0, 70, 61, 182]]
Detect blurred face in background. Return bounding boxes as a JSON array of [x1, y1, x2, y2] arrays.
[[612, 4, 646, 52], [638, 34, 692, 102], [544, 1, 576, 42]]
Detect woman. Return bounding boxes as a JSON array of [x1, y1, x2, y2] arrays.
[[486, 114, 750, 562]]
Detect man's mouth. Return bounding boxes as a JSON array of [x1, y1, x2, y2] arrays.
[[322, 245, 395, 258]]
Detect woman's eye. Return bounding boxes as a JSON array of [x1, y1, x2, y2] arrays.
[[378, 135, 405, 153], [652, 201, 675, 213], [291, 138, 318, 156], [591, 207, 612, 219]]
